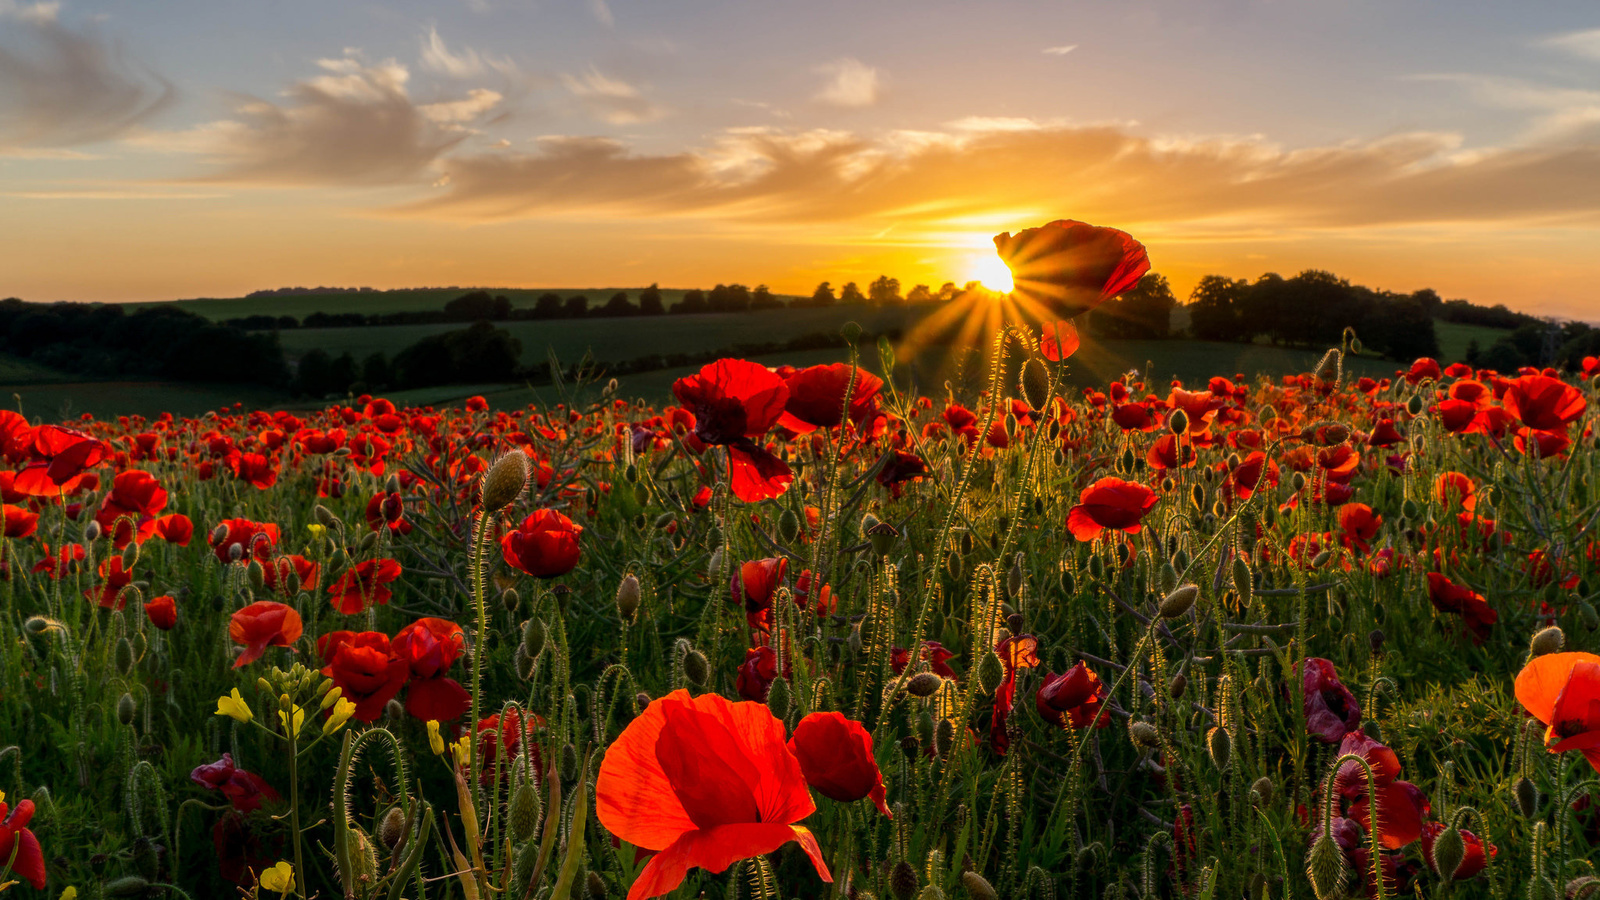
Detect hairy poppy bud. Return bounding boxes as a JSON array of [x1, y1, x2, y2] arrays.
[[116, 692, 136, 725], [891, 861, 919, 900], [1169, 673, 1187, 699], [1168, 408, 1189, 435], [976, 651, 1004, 695], [841, 321, 863, 344], [1514, 775, 1539, 818], [586, 870, 607, 900], [1206, 726, 1231, 771], [1128, 720, 1159, 748], [115, 637, 135, 676], [1250, 776, 1273, 805], [1406, 394, 1424, 416], [1189, 484, 1205, 511], [1059, 566, 1075, 594], [1232, 558, 1253, 603], [1020, 358, 1051, 410], [683, 648, 710, 688], [1582, 601, 1600, 631], [515, 645, 537, 680], [960, 871, 998, 900], [707, 546, 724, 578], [228, 542, 245, 563], [935, 718, 955, 758], [947, 551, 963, 581], [766, 674, 790, 719], [560, 743, 578, 782], [1158, 562, 1178, 595], [1007, 554, 1025, 599], [615, 574, 641, 622], [1531, 625, 1566, 657], [917, 710, 935, 745], [377, 806, 406, 850], [105, 876, 152, 897], [1305, 832, 1350, 900], [508, 781, 540, 844], [482, 450, 530, 513], [1310, 550, 1331, 569], [1159, 584, 1199, 619], [1430, 823, 1466, 882], [907, 672, 943, 698], [522, 618, 545, 658], [777, 508, 801, 544]]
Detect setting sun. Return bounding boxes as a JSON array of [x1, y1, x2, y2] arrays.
[[967, 253, 1014, 294]]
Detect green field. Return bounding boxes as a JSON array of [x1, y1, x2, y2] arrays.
[[1434, 319, 1512, 362], [137, 286, 805, 321]]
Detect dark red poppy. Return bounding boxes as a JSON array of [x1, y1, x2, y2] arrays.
[[993, 219, 1150, 318], [0, 795, 45, 889], [1503, 374, 1586, 431], [672, 358, 793, 502], [95, 469, 169, 547], [1433, 472, 1475, 512], [1040, 319, 1081, 361], [1425, 572, 1497, 643], [876, 450, 928, 498], [229, 600, 303, 668], [210, 518, 280, 563], [501, 509, 583, 578], [1420, 821, 1495, 880], [1036, 662, 1111, 729], [1405, 358, 1442, 384], [1367, 419, 1404, 447], [145, 594, 177, 631], [1335, 730, 1429, 849], [1516, 651, 1600, 774], [317, 630, 409, 722], [327, 558, 403, 614], [1146, 433, 1196, 470], [1067, 477, 1159, 541], [736, 646, 780, 701], [261, 554, 319, 595], [1, 504, 36, 539], [595, 690, 829, 900], [394, 617, 471, 721], [788, 712, 891, 817], [190, 753, 281, 813], [1337, 504, 1382, 553], [365, 491, 411, 533], [1303, 657, 1360, 744], [151, 513, 193, 547], [780, 364, 883, 433], [1515, 426, 1572, 459], [1223, 452, 1279, 502]]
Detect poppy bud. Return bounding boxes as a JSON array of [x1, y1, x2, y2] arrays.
[[1583, 601, 1600, 631], [586, 870, 607, 900], [766, 675, 791, 719], [1430, 823, 1466, 882], [1168, 408, 1189, 435], [1158, 562, 1178, 595], [1406, 394, 1424, 415], [960, 872, 998, 900], [1305, 831, 1350, 900], [1310, 550, 1331, 568], [384, 698, 404, 724], [1158, 584, 1199, 619], [515, 645, 537, 680], [357, 531, 379, 554], [377, 806, 406, 850], [1189, 484, 1205, 511], [1007, 556, 1025, 599], [246, 559, 265, 592], [947, 551, 963, 580], [1059, 566, 1075, 594], [847, 624, 863, 657], [1514, 775, 1539, 818], [1206, 726, 1231, 771], [105, 876, 153, 897], [228, 543, 245, 563], [616, 574, 641, 622], [707, 547, 724, 578], [1531, 625, 1566, 657], [522, 618, 545, 658], [841, 321, 863, 344], [560, 742, 578, 782], [917, 710, 935, 745], [84, 520, 102, 543], [935, 718, 955, 758], [1250, 776, 1273, 805], [1369, 629, 1385, 656], [976, 650, 1004, 695], [117, 692, 136, 725], [115, 637, 135, 676], [907, 672, 944, 698], [482, 450, 531, 513], [891, 861, 919, 900], [1128, 720, 1159, 748], [1169, 674, 1187, 699], [777, 508, 801, 544], [508, 781, 540, 844], [684, 648, 710, 687], [1020, 358, 1051, 410]]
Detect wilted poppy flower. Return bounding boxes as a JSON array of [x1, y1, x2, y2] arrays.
[[190, 753, 281, 813], [393, 617, 470, 721], [317, 630, 409, 722], [501, 509, 583, 578], [780, 364, 883, 433], [1420, 821, 1495, 880], [789, 712, 891, 817], [229, 600, 303, 668], [0, 795, 45, 889], [211, 518, 280, 563], [1067, 477, 1159, 542], [672, 358, 794, 502], [327, 558, 403, 614], [595, 690, 830, 900], [146, 594, 177, 631], [1503, 374, 1586, 431], [1036, 662, 1111, 729], [1425, 572, 1497, 643], [1516, 651, 1600, 773], [993, 219, 1150, 318], [1303, 657, 1361, 744]]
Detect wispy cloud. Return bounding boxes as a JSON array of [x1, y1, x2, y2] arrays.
[[1543, 27, 1600, 61], [560, 67, 665, 124], [1042, 44, 1078, 56], [418, 26, 517, 79], [814, 58, 881, 108], [588, 0, 614, 27]]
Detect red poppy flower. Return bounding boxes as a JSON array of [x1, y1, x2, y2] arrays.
[[1303, 657, 1360, 744], [1433, 472, 1475, 512], [779, 364, 883, 433], [1425, 572, 1497, 643], [1335, 730, 1429, 849], [0, 796, 45, 889], [793, 569, 835, 616], [95, 469, 168, 548], [1112, 402, 1158, 432], [1516, 652, 1600, 773], [318, 630, 409, 722], [1515, 427, 1572, 459], [1168, 389, 1222, 436], [1223, 452, 1279, 503], [1036, 662, 1111, 729], [595, 690, 830, 900], [1420, 821, 1495, 880], [891, 641, 957, 679], [788, 712, 891, 817], [1367, 419, 1405, 447], [1405, 358, 1442, 384], [736, 645, 780, 701], [32, 542, 83, 578], [19, 424, 108, 495], [1337, 504, 1382, 553], [1067, 477, 1159, 542], [211, 518, 280, 563], [148, 512, 191, 547], [875, 450, 928, 497], [88, 556, 135, 610], [501, 509, 583, 578], [673, 359, 794, 502], [1316, 444, 1361, 483], [1146, 433, 1196, 470], [1040, 319, 1081, 361], [261, 554, 319, 595], [1, 504, 36, 539], [1503, 374, 1586, 431], [394, 617, 471, 721], [993, 219, 1150, 318], [991, 633, 1040, 754], [146, 594, 177, 631], [365, 491, 410, 533], [190, 753, 281, 813], [327, 558, 403, 614], [229, 600, 303, 668]]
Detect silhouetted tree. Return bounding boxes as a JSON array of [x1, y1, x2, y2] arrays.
[[329, 353, 359, 395], [534, 293, 563, 319], [868, 275, 902, 305], [1188, 275, 1250, 342], [362, 352, 390, 389], [599, 292, 635, 317], [839, 282, 865, 304], [672, 289, 708, 314], [906, 284, 933, 303], [639, 283, 665, 315], [294, 349, 333, 397], [810, 282, 836, 307], [564, 295, 589, 318], [750, 284, 781, 309]]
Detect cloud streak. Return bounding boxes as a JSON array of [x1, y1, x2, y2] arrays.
[[814, 59, 881, 108]]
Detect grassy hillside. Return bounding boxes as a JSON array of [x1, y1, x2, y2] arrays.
[[1435, 319, 1512, 363]]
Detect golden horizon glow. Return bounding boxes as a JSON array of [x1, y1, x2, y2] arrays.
[[966, 252, 1014, 294]]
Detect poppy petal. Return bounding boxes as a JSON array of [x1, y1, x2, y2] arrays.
[[626, 823, 830, 900], [728, 445, 793, 503], [405, 676, 471, 722], [1517, 652, 1600, 726]]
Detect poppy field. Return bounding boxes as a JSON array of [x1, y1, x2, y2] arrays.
[[4, 221, 1600, 900]]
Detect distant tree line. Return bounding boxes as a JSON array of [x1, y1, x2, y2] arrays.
[[0, 298, 287, 386], [1184, 270, 1440, 361], [791, 277, 954, 309], [1462, 319, 1600, 374]]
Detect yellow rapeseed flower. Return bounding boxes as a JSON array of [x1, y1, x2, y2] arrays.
[[278, 700, 306, 738], [259, 860, 295, 895], [215, 688, 253, 724], [307, 523, 326, 540], [427, 720, 445, 755], [450, 734, 473, 768], [322, 697, 356, 736], [59, 888, 79, 900]]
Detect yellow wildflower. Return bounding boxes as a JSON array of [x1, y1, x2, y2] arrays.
[[259, 860, 295, 895], [321, 697, 356, 736], [215, 688, 253, 724], [427, 720, 445, 755]]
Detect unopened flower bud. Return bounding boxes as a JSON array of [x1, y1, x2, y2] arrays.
[[683, 648, 709, 687], [1305, 832, 1350, 900], [1430, 823, 1466, 882], [1128, 720, 1160, 748], [1158, 584, 1199, 619], [1531, 625, 1566, 657], [1514, 775, 1539, 818], [116, 692, 136, 725], [907, 672, 943, 698], [1250, 776, 1273, 806], [482, 450, 530, 513], [615, 574, 642, 622], [959, 872, 997, 900]]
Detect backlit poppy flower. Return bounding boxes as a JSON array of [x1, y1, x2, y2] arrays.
[[991, 633, 1040, 754], [1335, 730, 1428, 849], [1425, 572, 1497, 643], [393, 617, 470, 721], [32, 541, 83, 578], [95, 469, 168, 548], [672, 358, 793, 502], [1223, 452, 1279, 503], [190, 753, 281, 813], [17, 424, 108, 495], [1433, 472, 1476, 512], [327, 558, 402, 614], [1405, 358, 1442, 384], [779, 364, 883, 433], [993, 219, 1150, 318], [1313, 815, 1418, 899], [731, 557, 787, 634], [261, 554, 319, 595], [317, 630, 409, 722], [365, 491, 410, 533], [1303, 657, 1360, 744], [211, 518, 280, 563], [1036, 662, 1111, 730], [1040, 319, 1080, 361], [873, 450, 928, 499], [0, 795, 45, 889], [229, 600, 303, 668], [1067, 477, 1159, 542], [88, 556, 134, 609], [1168, 389, 1222, 436], [595, 690, 830, 900], [501, 509, 583, 578], [1146, 433, 1196, 470], [788, 712, 891, 817], [736, 646, 780, 701], [1367, 419, 1405, 448], [148, 512, 191, 547], [1337, 504, 1382, 553], [891, 641, 958, 679], [1420, 821, 1495, 880], [146, 594, 177, 630], [1515, 426, 1571, 459], [1515, 651, 1600, 773], [1, 504, 36, 539], [1503, 374, 1586, 431], [793, 569, 835, 616]]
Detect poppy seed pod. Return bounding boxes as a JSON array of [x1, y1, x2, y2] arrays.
[[1158, 584, 1199, 619], [1531, 625, 1566, 657], [1128, 720, 1159, 748], [867, 520, 900, 558], [482, 450, 531, 513], [615, 574, 641, 622], [1305, 831, 1350, 900]]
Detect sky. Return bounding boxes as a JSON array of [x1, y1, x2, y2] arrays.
[[3, 0, 1600, 318]]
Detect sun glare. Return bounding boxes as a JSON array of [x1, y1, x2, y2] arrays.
[[968, 253, 1014, 294]]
